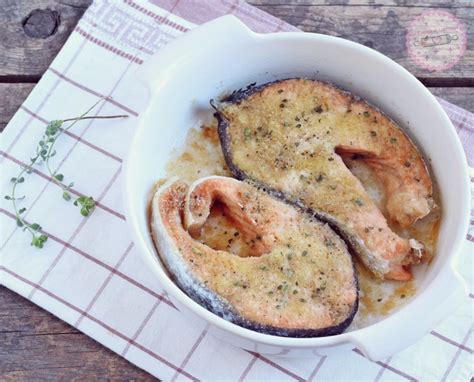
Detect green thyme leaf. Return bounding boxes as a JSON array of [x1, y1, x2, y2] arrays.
[[31, 234, 48, 248], [244, 127, 252, 139], [74, 196, 96, 216], [30, 223, 41, 231], [45, 120, 63, 136]]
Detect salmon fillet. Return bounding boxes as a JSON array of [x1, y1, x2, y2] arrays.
[[151, 176, 358, 337], [215, 79, 435, 281]]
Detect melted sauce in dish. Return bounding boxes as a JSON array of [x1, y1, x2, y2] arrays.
[[165, 122, 440, 329], [166, 126, 230, 183]]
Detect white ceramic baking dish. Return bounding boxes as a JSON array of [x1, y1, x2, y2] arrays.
[[123, 15, 470, 361]]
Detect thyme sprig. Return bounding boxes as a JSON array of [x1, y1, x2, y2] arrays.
[[5, 99, 128, 248]]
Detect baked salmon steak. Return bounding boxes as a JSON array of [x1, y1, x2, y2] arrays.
[[214, 79, 436, 281], [151, 176, 358, 337]]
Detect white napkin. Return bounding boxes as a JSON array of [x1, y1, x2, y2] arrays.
[[1, 0, 472, 380]]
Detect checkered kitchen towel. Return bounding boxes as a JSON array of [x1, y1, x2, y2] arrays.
[[1, 1, 472, 380]]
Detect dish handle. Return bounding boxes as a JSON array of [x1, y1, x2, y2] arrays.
[[135, 15, 254, 95], [349, 268, 467, 361]]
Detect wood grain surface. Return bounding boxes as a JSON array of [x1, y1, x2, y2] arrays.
[[1, 0, 473, 380], [249, 0, 474, 85], [0, 287, 155, 381], [0, 0, 92, 80]]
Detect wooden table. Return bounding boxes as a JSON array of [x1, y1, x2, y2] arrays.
[[1, 1, 472, 379]]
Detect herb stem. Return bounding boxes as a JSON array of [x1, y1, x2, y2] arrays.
[[11, 168, 36, 239], [45, 99, 126, 191], [45, 98, 104, 166], [62, 114, 129, 123], [5, 97, 129, 248]]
